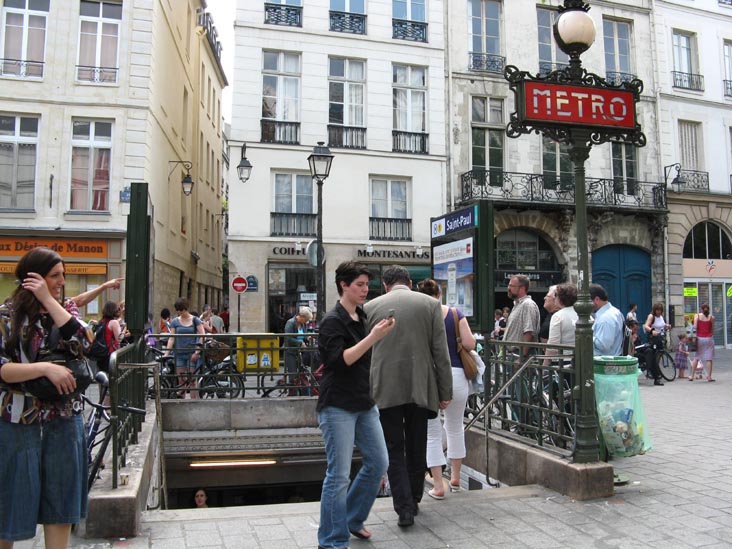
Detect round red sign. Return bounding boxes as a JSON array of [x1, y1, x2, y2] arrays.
[[232, 276, 247, 294]]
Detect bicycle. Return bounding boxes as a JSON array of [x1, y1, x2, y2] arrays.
[[147, 344, 244, 399], [84, 371, 146, 490], [261, 346, 322, 397], [635, 334, 676, 382]]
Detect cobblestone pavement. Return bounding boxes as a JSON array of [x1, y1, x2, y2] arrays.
[[16, 351, 732, 548]]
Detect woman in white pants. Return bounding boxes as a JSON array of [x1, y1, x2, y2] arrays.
[[417, 279, 476, 498]]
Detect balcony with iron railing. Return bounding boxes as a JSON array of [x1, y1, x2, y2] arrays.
[[369, 217, 412, 241], [468, 52, 505, 74], [392, 18, 427, 42], [674, 169, 710, 193], [724, 80, 732, 97], [671, 71, 704, 91], [605, 71, 637, 86], [76, 65, 118, 84], [392, 130, 428, 154], [270, 212, 316, 237], [327, 125, 366, 149], [261, 119, 300, 145], [264, 3, 302, 27], [329, 10, 366, 34], [0, 58, 43, 78], [538, 61, 569, 76], [459, 169, 668, 211]]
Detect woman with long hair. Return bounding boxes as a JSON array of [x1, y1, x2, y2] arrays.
[[0, 247, 88, 548], [95, 301, 122, 373], [417, 278, 475, 498], [690, 303, 715, 382]]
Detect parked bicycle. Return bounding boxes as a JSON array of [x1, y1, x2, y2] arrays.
[[84, 371, 146, 490], [261, 346, 323, 397], [147, 343, 244, 399]]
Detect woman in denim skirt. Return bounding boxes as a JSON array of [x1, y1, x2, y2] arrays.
[[0, 247, 88, 548]]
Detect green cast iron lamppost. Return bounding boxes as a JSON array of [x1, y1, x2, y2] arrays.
[[308, 142, 334, 321], [505, 0, 646, 463]]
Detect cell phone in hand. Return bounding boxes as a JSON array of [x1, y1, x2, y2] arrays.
[[387, 309, 396, 319]]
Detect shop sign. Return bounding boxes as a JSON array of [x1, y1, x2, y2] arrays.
[[0, 237, 107, 259], [300, 292, 317, 301], [683, 287, 698, 297], [357, 248, 430, 260], [272, 246, 307, 256]]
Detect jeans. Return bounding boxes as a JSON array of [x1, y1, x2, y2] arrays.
[[318, 405, 388, 549], [379, 404, 429, 516]]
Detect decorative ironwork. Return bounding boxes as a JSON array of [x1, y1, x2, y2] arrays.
[[270, 212, 316, 237], [264, 3, 302, 27], [392, 19, 427, 42], [504, 64, 647, 148], [369, 217, 412, 241], [0, 58, 43, 78], [678, 169, 710, 193], [329, 10, 366, 34], [459, 169, 667, 211], [261, 119, 300, 145], [328, 125, 366, 149], [606, 71, 636, 86], [724, 79, 732, 97], [392, 130, 428, 154], [76, 65, 118, 83], [671, 71, 704, 91], [469, 53, 505, 73]]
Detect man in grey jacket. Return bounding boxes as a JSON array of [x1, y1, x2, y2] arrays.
[[364, 265, 452, 528]]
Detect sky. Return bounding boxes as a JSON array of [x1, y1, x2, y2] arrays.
[[205, 1, 236, 121]]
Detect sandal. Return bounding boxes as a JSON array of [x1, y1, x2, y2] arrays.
[[349, 527, 371, 540], [707, 378, 716, 382], [449, 482, 462, 493], [427, 489, 445, 500]]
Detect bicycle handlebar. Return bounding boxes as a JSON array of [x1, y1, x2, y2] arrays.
[[82, 394, 146, 415]]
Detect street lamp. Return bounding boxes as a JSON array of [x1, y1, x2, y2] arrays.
[[168, 160, 194, 195], [237, 143, 253, 184], [664, 163, 684, 193], [505, 0, 646, 464], [307, 141, 334, 322]]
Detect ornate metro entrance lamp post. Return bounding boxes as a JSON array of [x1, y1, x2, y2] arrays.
[[308, 142, 334, 322], [504, 0, 646, 463]]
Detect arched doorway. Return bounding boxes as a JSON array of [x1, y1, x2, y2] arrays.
[[592, 245, 651, 322]]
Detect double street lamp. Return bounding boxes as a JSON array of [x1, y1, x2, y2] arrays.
[[308, 142, 334, 322], [505, 0, 646, 463]]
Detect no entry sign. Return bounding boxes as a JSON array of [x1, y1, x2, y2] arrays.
[[232, 275, 248, 294]]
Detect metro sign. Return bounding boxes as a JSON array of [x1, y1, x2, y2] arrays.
[[505, 64, 646, 148], [521, 81, 636, 129]]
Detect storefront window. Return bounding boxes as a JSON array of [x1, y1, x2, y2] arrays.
[[268, 263, 315, 333]]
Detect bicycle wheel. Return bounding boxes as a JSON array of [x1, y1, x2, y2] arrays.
[[88, 426, 112, 490], [261, 379, 289, 398], [658, 351, 676, 381]]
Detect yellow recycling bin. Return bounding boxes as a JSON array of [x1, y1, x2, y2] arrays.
[[236, 335, 280, 372]]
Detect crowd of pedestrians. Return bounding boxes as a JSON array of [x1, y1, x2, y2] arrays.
[[0, 244, 721, 548]]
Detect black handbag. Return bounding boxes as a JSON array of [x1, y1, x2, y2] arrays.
[[23, 342, 93, 402]]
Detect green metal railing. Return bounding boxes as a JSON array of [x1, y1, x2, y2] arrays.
[[466, 338, 577, 458], [108, 337, 148, 488]]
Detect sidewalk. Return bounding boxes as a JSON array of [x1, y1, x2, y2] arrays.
[[18, 350, 732, 548]]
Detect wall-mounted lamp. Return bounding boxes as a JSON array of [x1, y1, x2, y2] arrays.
[[190, 250, 200, 263], [664, 163, 685, 193], [237, 143, 253, 183], [168, 160, 194, 195], [415, 245, 424, 257], [295, 241, 303, 252], [366, 243, 374, 254]]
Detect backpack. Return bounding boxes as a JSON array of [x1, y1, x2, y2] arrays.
[[87, 321, 111, 361], [621, 324, 634, 356]]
